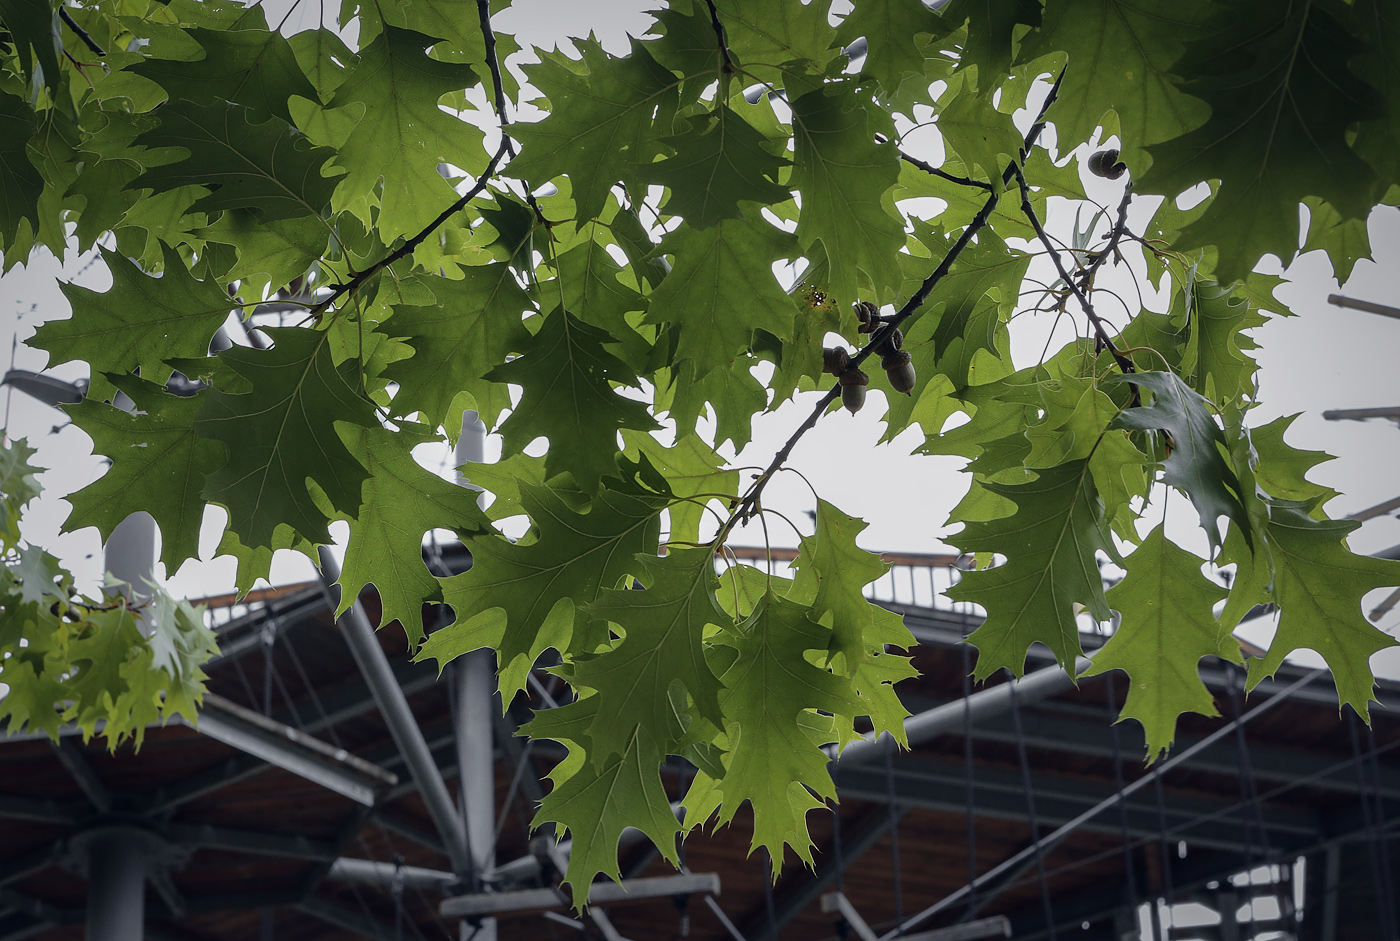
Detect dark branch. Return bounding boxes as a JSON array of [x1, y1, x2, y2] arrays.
[[476, 0, 548, 227], [59, 8, 105, 57], [881, 137, 992, 191], [702, 0, 737, 74], [1078, 183, 1134, 289], [1010, 162, 1134, 374], [311, 139, 512, 319], [725, 68, 1068, 528]]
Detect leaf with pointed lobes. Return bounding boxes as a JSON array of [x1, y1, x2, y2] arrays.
[[641, 105, 790, 229], [523, 697, 681, 895], [509, 37, 679, 222], [129, 99, 340, 223], [790, 81, 905, 305], [383, 264, 531, 434], [1086, 525, 1240, 761], [193, 326, 377, 548], [791, 499, 913, 670], [418, 463, 668, 698], [66, 375, 223, 574], [0, 437, 42, 543], [332, 422, 490, 646], [130, 27, 318, 124], [576, 548, 728, 762], [687, 590, 864, 875], [32, 245, 233, 402], [1109, 370, 1248, 556], [1249, 502, 1400, 721], [315, 26, 484, 242], [488, 309, 659, 491], [949, 459, 1116, 679]]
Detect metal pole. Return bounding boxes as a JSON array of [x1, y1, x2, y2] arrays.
[[317, 547, 473, 878], [1328, 294, 1400, 320], [85, 829, 147, 941], [453, 411, 498, 940]]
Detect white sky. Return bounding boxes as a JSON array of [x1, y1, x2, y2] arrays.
[[3, 0, 1399, 675]]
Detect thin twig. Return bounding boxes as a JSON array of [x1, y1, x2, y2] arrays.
[[1079, 183, 1133, 288], [59, 7, 105, 57], [476, 0, 548, 226], [311, 139, 511, 319], [1010, 162, 1134, 374], [723, 68, 1068, 531], [879, 136, 991, 191]]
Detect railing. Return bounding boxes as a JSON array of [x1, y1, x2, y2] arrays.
[[721, 545, 968, 611]]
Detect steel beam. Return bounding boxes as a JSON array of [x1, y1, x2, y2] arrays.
[[165, 823, 338, 860], [184, 694, 397, 806], [441, 872, 721, 918], [328, 857, 458, 890], [0, 794, 81, 826], [317, 547, 472, 877], [51, 740, 111, 813]]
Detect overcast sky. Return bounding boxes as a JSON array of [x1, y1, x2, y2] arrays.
[[3, 0, 1399, 674]]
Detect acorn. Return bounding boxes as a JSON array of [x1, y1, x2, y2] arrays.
[[822, 346, 850, 375], [875, 326, 903, 355], [854, 300, 881, 333], [1088, 148, 1127, 180], [839, 368, 869, 414], [881, 349, 916, 394]]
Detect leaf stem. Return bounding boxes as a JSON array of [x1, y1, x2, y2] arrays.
[[721, 68, 1069, 532], [878, 135, 992, 191], [1010, 161, 1134, 374]]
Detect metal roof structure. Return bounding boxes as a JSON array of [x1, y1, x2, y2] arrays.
[[2, 546, 1398, 941]]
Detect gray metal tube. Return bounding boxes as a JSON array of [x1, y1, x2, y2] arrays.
[[453, 410, 498, 938], [1328, 294, 1400, 320], [317, 547, 472, 878], [86, 830, 147, 941], [832, 657, 1089, 765], [328, 857, 457, 889]]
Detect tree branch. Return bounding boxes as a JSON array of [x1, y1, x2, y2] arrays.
[[880, 137, 992, 191], [476, 0, 548, 227], [59, 7, 105, 57], [724, 68, 1068, 529], [1010, 162, 1134, 373], [312, 139, 511, 319], [702, 0, 738, 75]]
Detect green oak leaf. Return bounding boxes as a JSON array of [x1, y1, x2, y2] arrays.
[[193, 326, 376, 547], [32, 244, 232, 402], [129, 99, 340, 222], [383, 264, 530, 433], [333, 422, 489, 645], [576, 548, 728, 760], [488, 310, 659, 490], [65, 605, 145, 738], [660, 354, 770, 451], [0, 647, 70, 738], [833, 0, 943, 95], [196, 212, 329, 297], [644, 216, 798, 376], [936, 70, 1021, 188], [1302, 195, 1377, 285], [641, 105, 790, 229], [313, 25, 484, 242], [510, 38, 679, 222], [932, 0, 1042, 81], [1017, 0, 1210, 163], [288, 27, 356, 102], [949, 459, 1116, 677], [1086, 525, 1240, 760], [66, 376, 223, 574], [0, 90, 43, 247], [0, 0, 62, 92], [1179, 279, 1265, 405], [710, 0, 841, 82], [545, 233, 651, 371], [619, 430, 736, 543], [524, 697, 681, 893], [130, 27, 317, 123], [1249, 414, 1337, 508], [691, 590, 863, 872], [420, 471, 666, 697], [1139, 1, 1381, 284], [1110, 370, 1248, 554], [791, 499, 912, 669], [790, 82, 904, 305], [1251, 503, 1400, 720], [0, 437, 42, 542], [1349, 0, 1400, 188]]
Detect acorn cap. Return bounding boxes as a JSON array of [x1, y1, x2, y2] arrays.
[[881, 349, 912, 370], [838, 367, 869, 386]]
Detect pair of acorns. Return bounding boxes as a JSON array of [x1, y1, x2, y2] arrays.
[[822, 301, 916, 414]]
